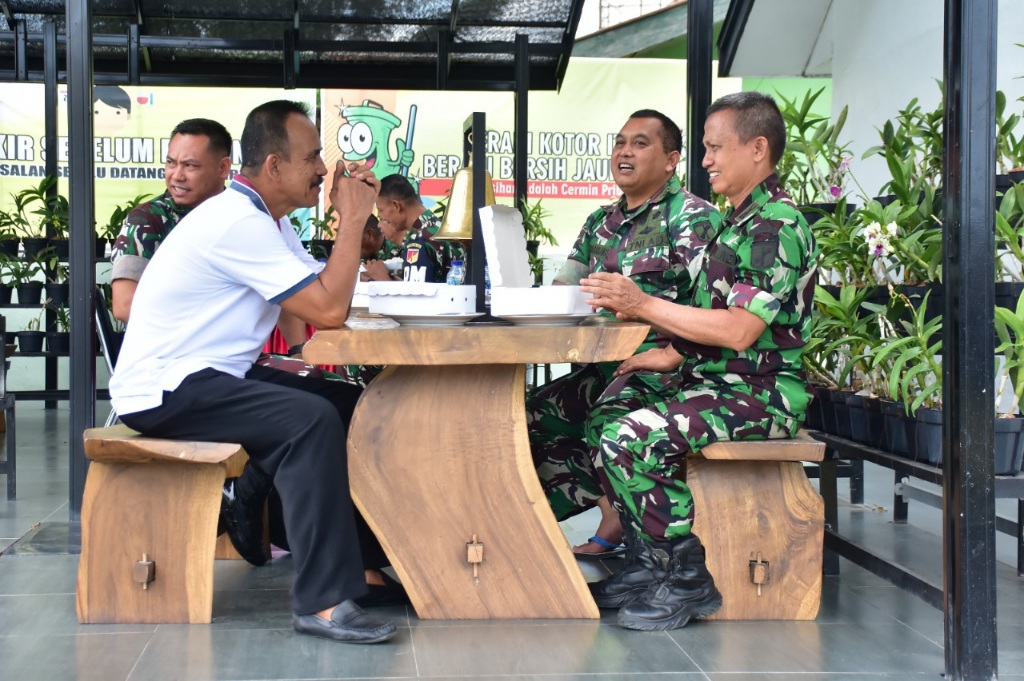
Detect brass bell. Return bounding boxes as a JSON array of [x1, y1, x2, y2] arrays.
[[435, 161, 496, 241]]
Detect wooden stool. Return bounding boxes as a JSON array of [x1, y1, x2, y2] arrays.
[[688, 432, 825, 620], [76, 424, 248, 624]]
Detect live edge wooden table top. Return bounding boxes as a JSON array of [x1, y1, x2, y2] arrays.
[[304, 322, 649, 620]]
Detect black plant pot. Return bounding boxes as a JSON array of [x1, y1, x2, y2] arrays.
[[0, 238, 19, 257], [15, 330, 45, 353], [804, 385, 826, 431], [51, 238, 69, 261], [994, 416, 1024, 475], [830, 390, 853, 440], [902, 411, 920, 461], [881, 400, 909, 456], [3, 330, 17, 346], [16, 281, 43, 305], [21, 237, 49, 260], [0, 284, 11, 305], [44, 282, 69, 307], [817, 385, 837, 435], [45, 331, 69, 355], [996, 170, 1024, 193], [309, 239, 334, 260], [95, 237, 108, 260], [863, 397, 886, 449], [916, 407, 943, 465], [846, 393, 869, 444]]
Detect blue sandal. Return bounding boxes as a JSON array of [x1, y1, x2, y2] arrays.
[[573, 534, 626, 560]]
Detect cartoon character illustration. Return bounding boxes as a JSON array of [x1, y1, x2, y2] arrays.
[[337, 100, 417, 178], [93, 86, 133, 133]]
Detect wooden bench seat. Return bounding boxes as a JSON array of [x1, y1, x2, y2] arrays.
[[688, 431, 825, 621], [76, 424, 249, 624]]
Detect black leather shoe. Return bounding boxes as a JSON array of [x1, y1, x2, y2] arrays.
[[355, 571, 411, 608], [221, 476, 269, 566], [293, 599, 398, 644]]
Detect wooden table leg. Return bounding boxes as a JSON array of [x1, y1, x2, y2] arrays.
[[348, 364, 599, 619]]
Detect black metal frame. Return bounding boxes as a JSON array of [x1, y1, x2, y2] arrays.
[[685, 0, 713, 200]]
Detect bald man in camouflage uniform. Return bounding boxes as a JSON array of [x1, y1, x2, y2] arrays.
[[526, 110, 722, 555], [579, 92, 817, 632]]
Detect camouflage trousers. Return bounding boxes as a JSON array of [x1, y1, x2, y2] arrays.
[[333, 363, 383, 389], [526, 361, 620, 521], [526, 338, 665, 521], [586, 372, 800, 542]]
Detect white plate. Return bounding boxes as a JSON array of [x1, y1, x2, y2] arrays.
[[387, 312, 484, 327], [497, 313, 593, 326]]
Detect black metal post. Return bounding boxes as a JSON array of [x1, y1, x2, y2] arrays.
[[128, 23, 141, 85], [66, 0, 97, 520], [685, 0, 713, 200], [463, 113, 488, 314], [514, 34, 530, 218], [44, 21, 59, 411], [14, 19, 27, 81], [942, 0, 998, 678]]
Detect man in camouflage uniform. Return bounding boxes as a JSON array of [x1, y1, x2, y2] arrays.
[[526, 110, 722, 556], [336, 173, 466, 387], [578, 92, 817, 631], [110, 118, 233, 323]]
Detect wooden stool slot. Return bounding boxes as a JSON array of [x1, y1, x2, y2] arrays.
[[76, 425, 248, 624], [690, 432, 824, 621]]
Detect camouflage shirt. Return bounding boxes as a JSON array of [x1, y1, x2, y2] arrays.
[[376, 209, 465, 284], [561, 176, 723, 345], [672, 174, 818, 415], [110, 191, 188, 281]]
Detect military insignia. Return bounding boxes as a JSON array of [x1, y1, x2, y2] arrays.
[[751, 238, 779, 269], [406, 243, 422, 264]]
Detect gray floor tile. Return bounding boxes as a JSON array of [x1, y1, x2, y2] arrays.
[[0, 592, 156, 636], [707, 674, 937, 680], [130, 626, 418, 681], [0, 553, 78, 594], [411, 621, 701, 677], [0, 632, 152, 681], [419, 671, 708, 675], [672, 621, 943, 675]]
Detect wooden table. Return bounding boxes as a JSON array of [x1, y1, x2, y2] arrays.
[[304, 322, 648, 619]]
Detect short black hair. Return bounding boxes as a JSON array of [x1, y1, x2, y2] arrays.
[[378, 174, 420, 203], [706, 92, 786, 166], [240, 100, 311, 169], [629, 109, 682, 154], [93, 86, 132, 113], [171, 118, 232, 159]]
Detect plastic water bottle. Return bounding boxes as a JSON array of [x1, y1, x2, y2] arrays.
[[446, 259, 465, 286], [484, 264, 491, 306]]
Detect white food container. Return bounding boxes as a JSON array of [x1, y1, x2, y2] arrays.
[[490, 285, 593, 316], [479, 204, 593, 316], [367, 282, 476, 316]]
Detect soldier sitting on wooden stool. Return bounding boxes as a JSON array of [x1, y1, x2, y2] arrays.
[[571, 91, 818, 631]]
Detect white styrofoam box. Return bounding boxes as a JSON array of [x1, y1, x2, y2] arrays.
[[367, 282, 476, 316], [479, 205, 533, 288], [351, 281, 370, 311], [490, 285, 593, 316]]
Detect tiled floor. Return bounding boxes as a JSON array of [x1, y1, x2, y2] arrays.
[[2, 402, 1023, 680]]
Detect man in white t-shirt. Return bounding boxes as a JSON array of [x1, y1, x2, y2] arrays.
[[109, 100, 396, 644]]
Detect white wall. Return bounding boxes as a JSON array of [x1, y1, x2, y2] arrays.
[[832, 0, 1024, 196]]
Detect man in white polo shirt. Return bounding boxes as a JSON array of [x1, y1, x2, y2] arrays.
[[109, 100, 396, 644]]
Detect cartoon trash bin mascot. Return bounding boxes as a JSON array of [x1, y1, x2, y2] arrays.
[[338, 100, 416, 178]]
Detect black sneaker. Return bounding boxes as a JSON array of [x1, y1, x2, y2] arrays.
[[221, 477, 269, 566]]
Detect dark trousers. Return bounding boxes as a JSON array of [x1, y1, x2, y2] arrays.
[[120, 364, 369, 614]]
